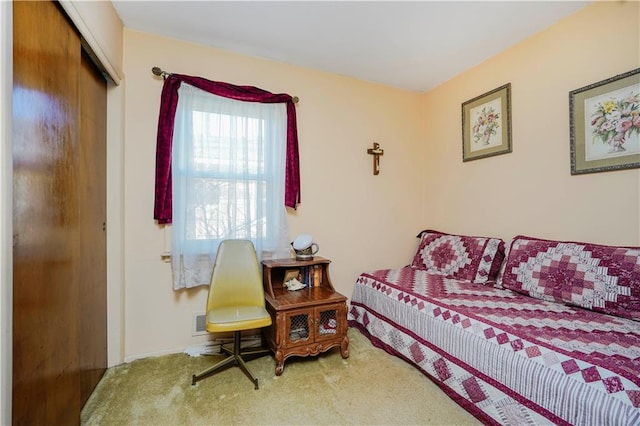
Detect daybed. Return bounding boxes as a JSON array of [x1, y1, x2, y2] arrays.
[[348, 230, 640, 425]]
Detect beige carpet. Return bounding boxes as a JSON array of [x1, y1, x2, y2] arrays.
[[81, 328, 479, 425]]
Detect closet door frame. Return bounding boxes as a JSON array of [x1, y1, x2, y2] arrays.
[[0, 1, 14, 425]]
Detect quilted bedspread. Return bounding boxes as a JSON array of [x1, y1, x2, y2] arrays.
[[348, 267, 640, 425]]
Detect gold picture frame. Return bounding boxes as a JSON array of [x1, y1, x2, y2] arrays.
[[462, 83, 512, 162], [569, 68, 640, 175]]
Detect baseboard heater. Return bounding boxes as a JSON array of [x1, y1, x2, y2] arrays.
[[185, 334, 263, 357]]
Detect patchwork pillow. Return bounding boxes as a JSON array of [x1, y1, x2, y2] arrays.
[[498, 235, 640, 321], [411, 230, 505, 283]]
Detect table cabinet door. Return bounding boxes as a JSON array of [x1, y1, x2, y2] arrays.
[[281, 303, 347, 348], [283, 309, 312, 348], [315, 303, 346, 343]]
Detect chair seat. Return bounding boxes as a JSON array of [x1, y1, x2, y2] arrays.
[[206, 306, 272, 332]]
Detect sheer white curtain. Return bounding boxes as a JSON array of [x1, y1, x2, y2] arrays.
[[171, 83, 290, 289]]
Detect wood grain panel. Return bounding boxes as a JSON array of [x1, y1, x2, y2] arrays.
[[13, 1, 81, 423], [13, 1, 107, 423], [78, 50, 107, 405]]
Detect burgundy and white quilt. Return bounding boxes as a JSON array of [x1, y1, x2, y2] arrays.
[[348, 267, 640, 425]]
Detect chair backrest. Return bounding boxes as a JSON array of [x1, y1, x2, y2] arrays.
[[206, 240, 265, 311]]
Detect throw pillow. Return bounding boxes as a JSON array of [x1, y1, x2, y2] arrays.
[[499, 235, 640, 321], [411, 230, 505, 283]]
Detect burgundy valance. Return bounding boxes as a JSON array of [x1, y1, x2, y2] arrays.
[[154, 73, 301, 224]]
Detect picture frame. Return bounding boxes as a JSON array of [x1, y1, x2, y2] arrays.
[[283, 269, 300, 284], [462, 83, 512, 162], [569, 68, 640, 175]]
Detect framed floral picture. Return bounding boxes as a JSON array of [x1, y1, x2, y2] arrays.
[[462, 83, 512, 162], [570, 68, 640, 175]]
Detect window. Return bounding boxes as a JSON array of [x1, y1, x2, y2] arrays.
[[189, 111, 266, 241], [170, 83, 290, 289]]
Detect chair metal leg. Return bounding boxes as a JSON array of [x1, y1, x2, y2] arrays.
[[232, 334, 259, 390], [191, 354, 236, 385], [191, 330, 271, 389]]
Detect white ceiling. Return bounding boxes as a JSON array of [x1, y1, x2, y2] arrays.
[[112, 1, 591, 93]]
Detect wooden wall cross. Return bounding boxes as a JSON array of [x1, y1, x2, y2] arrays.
[[366, 142, 384, 175]]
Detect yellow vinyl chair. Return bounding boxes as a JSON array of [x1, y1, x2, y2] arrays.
[[191, 239, 273, 390]]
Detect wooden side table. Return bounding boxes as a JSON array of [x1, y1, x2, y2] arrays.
[[262, 257, 349, 376]]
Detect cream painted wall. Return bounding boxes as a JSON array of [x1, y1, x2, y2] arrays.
[[122, 30, 425, 359], [421, 1, 640, 246]]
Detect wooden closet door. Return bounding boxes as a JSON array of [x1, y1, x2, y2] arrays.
[[13, 1, 82, 423], [12, 1, 107, 424], [78, 50, 107, 405]]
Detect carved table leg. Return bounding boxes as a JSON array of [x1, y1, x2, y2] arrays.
[[275, 351, 285, 376], [340, 335, 350, 359]]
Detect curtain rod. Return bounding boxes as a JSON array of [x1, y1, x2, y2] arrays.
[[151, 66, 299, 104]]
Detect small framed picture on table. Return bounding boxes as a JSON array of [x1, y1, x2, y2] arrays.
[[283, 269, 300, 285]]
